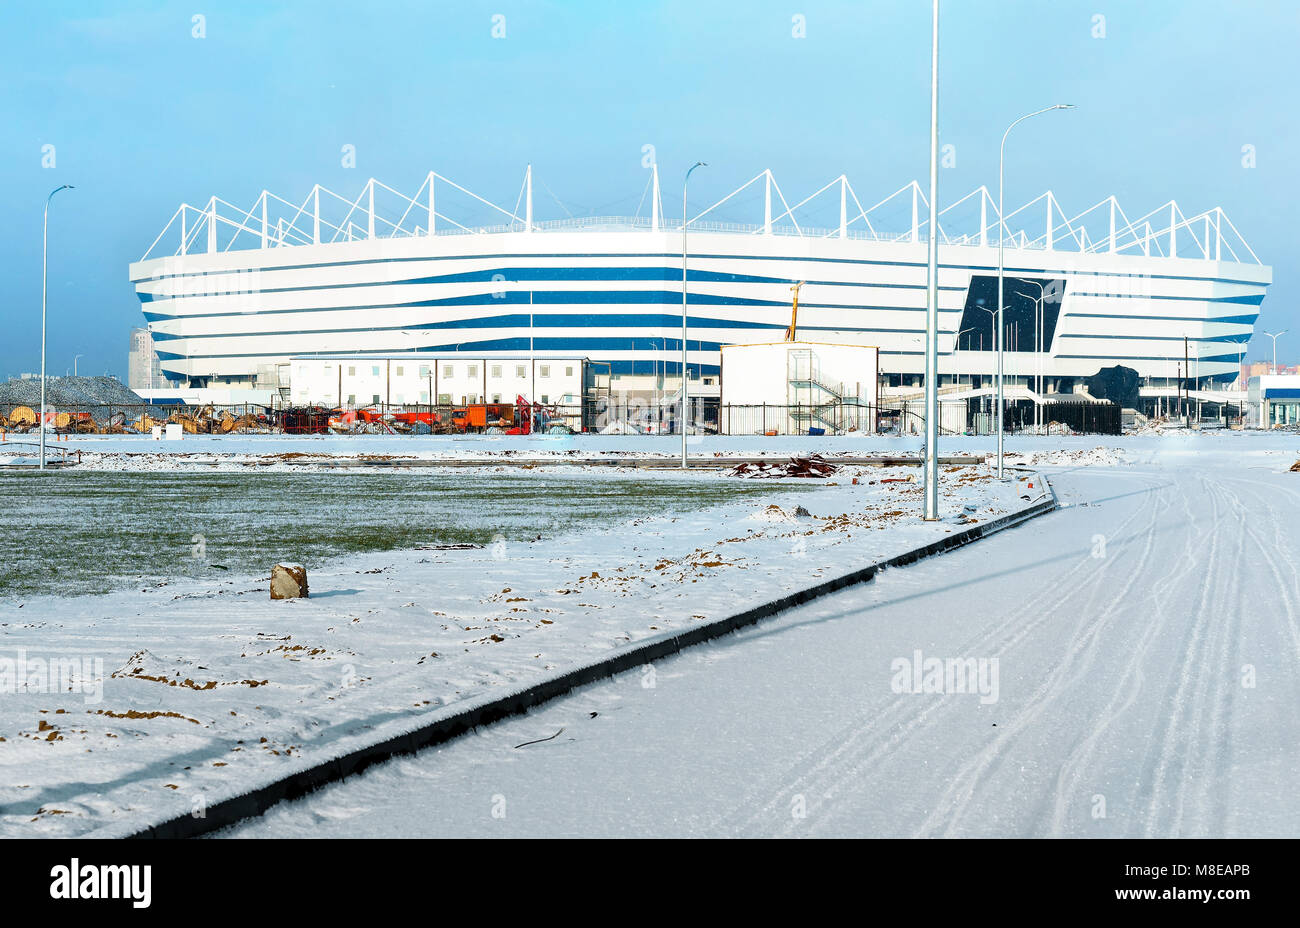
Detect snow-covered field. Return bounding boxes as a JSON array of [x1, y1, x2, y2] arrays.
[[223, 441, 1300, 838], [0, 456, 1027, 838], [0, 470, 792, 598]]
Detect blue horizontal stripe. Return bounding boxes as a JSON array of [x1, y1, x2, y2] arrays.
[[1070, 291, 1265, 305], [141, 289, 965, 323], [133, 248, 1270, 289], [137, 264, 966, 303], [1058, 332, 1250, 344], [1057, 352, 1244, 364], [148, 312, 947, 343], [1064, 312, 1259, 325]]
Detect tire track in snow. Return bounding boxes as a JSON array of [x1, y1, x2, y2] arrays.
[[913, 472, 1183, 838], [1184, 473, 1250, 836], [1046, 478, 1209, 835], [1139, 472, 1229, 837], [1166, 473, 1237, 837], [725, 471, 1164, 838], [1220, 472, 1300, 662], [719, 531, 1122, 837]]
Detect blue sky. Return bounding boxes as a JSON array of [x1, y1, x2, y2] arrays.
[[1, 0, 1295, 378]]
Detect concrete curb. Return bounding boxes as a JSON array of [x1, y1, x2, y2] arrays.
[[119, 477, 1057, 839]]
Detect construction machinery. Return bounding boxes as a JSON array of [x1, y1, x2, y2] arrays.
[[451, 403, 515, 433], [784, 281, 806, 342]]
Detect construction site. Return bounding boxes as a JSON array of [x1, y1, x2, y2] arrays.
[[8, 280, 1144, 443]]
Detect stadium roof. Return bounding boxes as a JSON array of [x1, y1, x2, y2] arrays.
[[141, 165, 1261, 267]]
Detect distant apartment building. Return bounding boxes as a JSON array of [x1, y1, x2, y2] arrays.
[[128, 327, 166, 390], [1243, 360, 1297, 380]]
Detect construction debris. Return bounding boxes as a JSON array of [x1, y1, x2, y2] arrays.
[[727, 455, 837, 478]]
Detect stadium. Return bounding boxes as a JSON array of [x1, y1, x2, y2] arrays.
[[127, 165, 1271, 423]]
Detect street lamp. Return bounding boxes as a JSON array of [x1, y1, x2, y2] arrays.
[[922, 0, 940, 521], [1263, 329, 1287, 374], [996, 104, 1072, 477], [974, 304, 998, 423], [1013, 281, 1050, 432], [40, 184, 74, 471], [681, 161, 706, 468], [955, 327, 976, 390]]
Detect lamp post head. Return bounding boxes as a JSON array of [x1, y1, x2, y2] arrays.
[[46, 184, 74, 206], [1053, 104, 1075, 110]]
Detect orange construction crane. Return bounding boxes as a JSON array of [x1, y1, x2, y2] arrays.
[[784, 281, 806, 341]]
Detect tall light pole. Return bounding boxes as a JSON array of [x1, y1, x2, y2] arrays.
[[1237, 342, 1246, 425], [1264, 329, 1286, 374], [40, 183, 74, 471], [955, 328, 976, 389], [1013, 280, 1049, 431], [996, 104, 1071, 477], [922, 0, 941, 520], [975, 304, 997, 426], [681, 161, 706, 468], [73, 354, 83, 377]]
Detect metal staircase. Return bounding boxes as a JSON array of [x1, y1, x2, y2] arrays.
[[786, 349, 868, 432]]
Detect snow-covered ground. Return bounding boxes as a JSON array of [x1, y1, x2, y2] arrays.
[[28, 427, 1298, 471], [0, 470, 793, 598], [0, 459, 1026, 837], [223, 445, 1300, 838]]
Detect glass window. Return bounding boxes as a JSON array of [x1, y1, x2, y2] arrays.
[[419, 365, 430, 378], [565, 366, 573, 377], [443, 365, 453, 378], [347, 394, 355, 405], [468, 365, 478, 377], [372, 366, 380, 377], [491, 393, 501, 403], [395, 366, 404, 377], [491, 365, 502, 378], [437, 393, 451, 404], [371, 394, 380, 404], [515, 365, 526, 378], [540, 365, 551, 378]]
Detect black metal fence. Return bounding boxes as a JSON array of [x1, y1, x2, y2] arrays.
[[0, 397, 1122, 436]]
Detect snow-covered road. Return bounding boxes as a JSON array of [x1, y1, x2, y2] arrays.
[[227, 461, 1300, 838]]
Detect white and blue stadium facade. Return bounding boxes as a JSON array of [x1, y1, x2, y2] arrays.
[[128, 165, 1271, 406]]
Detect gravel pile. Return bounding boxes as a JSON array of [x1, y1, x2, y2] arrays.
[[0, 376, 145, 407]]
